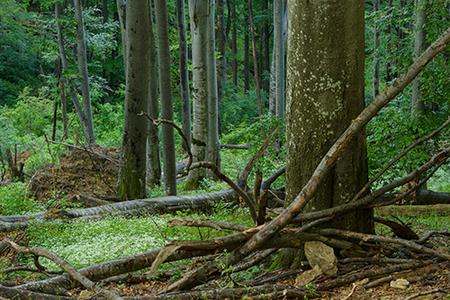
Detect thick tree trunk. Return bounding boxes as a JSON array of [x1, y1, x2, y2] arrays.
[[155, 0, 177, 196], [411, 0, 427, 116], [248, 0, 263, 115], [286, 0, 373, 242], [175, 0, 192, 149], [147, 0, 162, 187], [117, 0, 151, 200], [373, 0, 381, 97], [73, 0, 95, 145], [206, 0, 220, 170], [187, 0, 209, 187]]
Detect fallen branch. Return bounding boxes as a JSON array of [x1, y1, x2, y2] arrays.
[[405, 288, 448, 300], [316, 229, 450, 261], [4, 239, 122, 300], [168, 218, 248, 231], [0, 285, 72, 300], [220, 143, 251, 150]]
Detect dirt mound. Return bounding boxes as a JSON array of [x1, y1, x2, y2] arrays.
[[29, 147, 120, 201]]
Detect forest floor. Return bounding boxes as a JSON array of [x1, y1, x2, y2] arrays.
[[0, 148, 449, 299]]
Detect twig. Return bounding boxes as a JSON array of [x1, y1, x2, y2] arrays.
[[317, 229, 450, 261], [352, 117, 450, 201], [261, 166, 286, 190], [238, 126, 279, 187], [4, 239, 122, 300], [417, 231, 450, 244], [405, 288, 448, 300], [168, 218, 248, 231], [48, 140, 119, 165], [190, 161, 258, 222]]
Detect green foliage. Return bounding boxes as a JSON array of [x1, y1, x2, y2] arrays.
[[0, 183, 44, 215]]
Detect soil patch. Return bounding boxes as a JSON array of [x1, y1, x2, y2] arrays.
[[28, 147, 119, 201]]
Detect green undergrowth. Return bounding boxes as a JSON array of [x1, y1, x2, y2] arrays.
[[20, 204, 252, 272], [0, 183, 44, 215]]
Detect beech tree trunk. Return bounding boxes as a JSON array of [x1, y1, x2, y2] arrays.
[[373, 0, 381, 97], [273, 0, 287, 118], [155, 0, 177, 195], [248, 0, 263, 115], [147, 0, 162, 187], [73, 0, 95, 145], [261, 0, 270, 93], [206, 0, 220, 169], [412, 0, 427, 116], [230, 0, 238, 87], [286, 0, 373, 245], [117, 0, 151, 200], [244, 14, 250, 92], [116, 0, 127, 74], [176, 0, 192, 149], [217, 0, 227, 102], [187, 0, 209, 187]]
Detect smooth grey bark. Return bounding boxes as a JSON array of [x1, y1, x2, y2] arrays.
[[412, 0, 427, 116], [117, 0, 151, 200], [206, 0, 220, 169], [244, 14, 250, 92], [273, 0, 287, 118], [155, 0, 177, 195], [73, 0, 95, 145], [261, 0, 270, 93], [176, 0, 192, 148], [286, 0, 373, 238], [187, 0, 209, 187], [373, 0, 380, 97], [147, 0, 162, 187]]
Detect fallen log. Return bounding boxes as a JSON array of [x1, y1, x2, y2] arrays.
[[0, 285, 72, 300], [0, 190, 236, 232], [16, 228, 353, 294], [415, 189, 450, 205]]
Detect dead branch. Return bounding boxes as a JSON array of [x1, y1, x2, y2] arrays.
[[168, 218, 248, 231], [417, 230, 450, 244], [374, 217, 419, 240], [220, 143, 251, 150], [405, 288, 448, 300], [339, 257, 418, 265], [233, 249, 277, 273], [156, 284, 313, 300], [48, 140, 119, 165], [4, 239, 122, 300], [352, 116, 450, 201], [316, 229, 450, 261], [261, 166, 285, 190], [0, 285, 73, 300], [315, 260, 430, 291], [190, 161, 258, 222], [238, 126, 278, 188]]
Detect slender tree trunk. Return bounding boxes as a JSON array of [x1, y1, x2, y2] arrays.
[[285, 0, 373, 266], [385, 0, 394, 82], [187, 0, 209, 187], [373, 0, 381, 97], [176, 0, 192, 149], [272, 0, 287, 119], [244, 20, 250, 92], [248, 0, 262, 115], [206, 0, 220, 169], [411, 0, 427, 116], [102, 0, 108, 23], [217, 0, 227, 102], [261, 0, 270, 93], [117, 0, 151, 200], [55, 4, 79, 141], [155, 0, 177, 196], [73, 0, 95, 145], [229, 0, 238, 87], [147, 0, 161, 188], [116, 0, 127, 75]]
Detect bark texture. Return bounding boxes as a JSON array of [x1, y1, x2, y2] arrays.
[[286, 0, 373, 233], [412, 0, 427, 116], [73, 0, 95, 145], [117, 0, 151, 200], [176, 0, 192, 149], [147, 0, 162, 187], [155, 0, 177, 195]]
